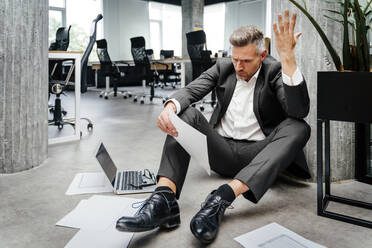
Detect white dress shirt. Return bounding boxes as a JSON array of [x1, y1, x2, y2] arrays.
[[170, 66, 303, 141]]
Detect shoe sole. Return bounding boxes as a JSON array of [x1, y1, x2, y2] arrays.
[[116, 214, 181, 232]]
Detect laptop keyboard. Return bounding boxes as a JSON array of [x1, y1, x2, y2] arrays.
[[116, 171, 143, 191]]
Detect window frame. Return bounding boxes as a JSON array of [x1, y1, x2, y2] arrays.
[[49, 0, 66, 27]]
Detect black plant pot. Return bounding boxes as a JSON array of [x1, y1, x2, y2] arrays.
[[317, 71, 372, 184]]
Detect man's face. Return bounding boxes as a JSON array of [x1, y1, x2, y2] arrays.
[[231, 43, 267, 81]]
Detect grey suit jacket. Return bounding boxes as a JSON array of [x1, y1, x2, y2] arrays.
[[171, 55, 311, 179]]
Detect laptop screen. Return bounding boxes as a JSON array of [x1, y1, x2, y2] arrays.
[[95, 143, 117, 186]]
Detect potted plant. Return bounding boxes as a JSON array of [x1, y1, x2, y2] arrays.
[[289, 0, 372, 183]]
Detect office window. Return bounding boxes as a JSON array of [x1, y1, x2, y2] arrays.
[[49, 0, 66, 45], [149, 2, 182, 59], [204, 3, 225, 56], [66, 0, 103, 54], [49, 0, 103, 60]]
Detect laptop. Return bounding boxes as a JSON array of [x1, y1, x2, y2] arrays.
[[94, 142, 156, 194]]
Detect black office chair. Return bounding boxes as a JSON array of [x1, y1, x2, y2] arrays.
[[159, 50, 181, 89], [130, 36, 167, 104], [48, 25, 75, 129], [47, 14, 103, 131], [96, 39, 132, 99], [49, 26, 71, 51], [186, 30, 216, 111]]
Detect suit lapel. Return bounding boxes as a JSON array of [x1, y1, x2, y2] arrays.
[[253, 66, 265, 132], [219, 72, 237, 117]]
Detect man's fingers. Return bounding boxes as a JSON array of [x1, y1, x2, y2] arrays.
[[290, 12, 297, 32], [273, 23, 279, 37], [157, 111, 178, 136], [295, 32, 302, 42], [284, 10, 290, 33], [278, 14, 284, 34]]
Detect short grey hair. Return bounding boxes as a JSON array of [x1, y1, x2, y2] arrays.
[[229, 25, 266, 54]]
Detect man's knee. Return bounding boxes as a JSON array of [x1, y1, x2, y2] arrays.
[[178, 107, 203, 125], [280, 118, 311, 145]]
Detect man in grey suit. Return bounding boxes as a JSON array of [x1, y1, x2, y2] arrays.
[[117, 10, 311, 244]]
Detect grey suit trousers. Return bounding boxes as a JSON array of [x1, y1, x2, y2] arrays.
[[157, 107, 311, 203]]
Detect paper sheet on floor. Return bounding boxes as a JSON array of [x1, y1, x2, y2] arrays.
[[64, 224, 133, 248], [169, 110, 210, 175], [57, 195, 144, 248], [234, 222, 327, 248], [65, 172, 113, 195], [56, 195, 142, 231]]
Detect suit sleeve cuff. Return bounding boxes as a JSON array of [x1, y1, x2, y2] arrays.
[[282, 67, 303, 86], [164, 98, 181, 114]]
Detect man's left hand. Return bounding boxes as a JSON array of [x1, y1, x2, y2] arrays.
[[273, 10, 301, 78]]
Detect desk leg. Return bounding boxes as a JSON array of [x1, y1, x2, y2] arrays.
[[75, 59, 81, 139], [317, 119, 324, 215], [95, 69, 98, 88], [181, 62, 185, 88]]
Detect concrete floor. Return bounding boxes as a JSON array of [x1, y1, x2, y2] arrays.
[[1, 87, 372, 248]]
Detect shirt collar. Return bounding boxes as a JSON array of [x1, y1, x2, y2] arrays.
[[236, 65, 262, 83]]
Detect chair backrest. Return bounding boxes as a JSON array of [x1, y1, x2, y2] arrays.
[[160, 50, 174, 59], [81, 14, 103, 93], [49, 26, 71, 51], [186, 30, 214, 80], [96, 39, 114, 74], [130, 36, 152, 80]]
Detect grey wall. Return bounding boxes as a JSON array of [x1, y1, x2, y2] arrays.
[[103, 0, 150, 61], [182, 0, 204, 85], [272, 1, 354, 181], [0, 0, 49, 173], [224, 0, 266, 53]]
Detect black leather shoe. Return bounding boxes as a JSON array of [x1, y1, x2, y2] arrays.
[[116, 190, 180, 232], [190, 190, 232, 244]]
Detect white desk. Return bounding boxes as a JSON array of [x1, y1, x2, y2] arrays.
[[48, 51, 82, 145], [90, 58, 191, 88]]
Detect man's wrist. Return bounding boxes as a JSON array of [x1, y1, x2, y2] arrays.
[[280, 53, 297, 77], [165, 102, 176, 113]]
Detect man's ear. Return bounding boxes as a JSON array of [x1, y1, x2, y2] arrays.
[[260, 49, 268, 61]]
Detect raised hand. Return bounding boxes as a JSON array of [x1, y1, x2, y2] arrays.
[[273, 10, 301, 78]]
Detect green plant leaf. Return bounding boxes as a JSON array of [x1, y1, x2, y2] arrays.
[[289, 0, 342, 70], [320, 0, 344, 5], [343, 0, 352, 70], [324, 9, 344, 16], [323, 14, 343, 23], [363, 0, 372, 14]]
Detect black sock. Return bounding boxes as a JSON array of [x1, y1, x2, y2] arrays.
[[215, 184, 236, 203], [155, 186, 176, 201]]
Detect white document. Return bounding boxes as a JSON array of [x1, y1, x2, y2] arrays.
[[56, 195, 142, 231], [65, 172, 113, 195], [234, 222, 327, 248], [65, 224, 133, 248], [169, 110, 211, 175]]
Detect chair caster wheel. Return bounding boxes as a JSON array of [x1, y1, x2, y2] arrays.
[[104, 96, 108, 100], [99, 95, 103, 98], [200, 106, 204, 112], [140, 100, 144, 104], [87, 123, 93, 131], [162, 99, 166, 104], [49, 109, 54, 113], [114, 93, 117, 97], [124, 95, 127, 99], [128, 94, 132, 98], [58, 124, 63, 130], [62, 111, 67, 116], [133, 98, 137, 102]]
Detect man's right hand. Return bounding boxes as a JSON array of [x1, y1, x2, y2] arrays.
[[157, 101, 178, 137]]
